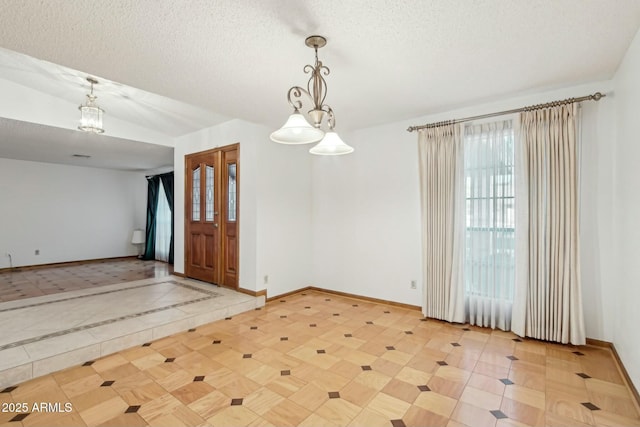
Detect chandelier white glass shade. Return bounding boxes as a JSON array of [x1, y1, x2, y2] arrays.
[[78, 77, 105, 134], [309, 131, 354, 155], [270, 35, 354, 155], [269, 111, 324, 144]]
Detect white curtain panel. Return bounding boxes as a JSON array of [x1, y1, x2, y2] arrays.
[[418, 124, 466, 323], [512, 104, 586, 345], [464, 120, 515, 331], [155, 183, 172, 263]]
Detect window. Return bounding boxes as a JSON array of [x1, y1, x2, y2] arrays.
[[155, 183, 172, 262], [464, 119, 515, 328]]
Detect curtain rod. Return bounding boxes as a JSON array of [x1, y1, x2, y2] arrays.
[[146, 171, 174, 179], [406, 92, 606, 132]]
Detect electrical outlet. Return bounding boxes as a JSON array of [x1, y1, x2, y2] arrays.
[[410, 280, 417, 289], [35, 249, 40, 255], [264, 275, 269, 285]]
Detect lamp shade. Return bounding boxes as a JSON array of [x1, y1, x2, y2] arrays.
[[309, 131, 354, 155], [270, 112, 324, 144], [131, 229, 145, 244]]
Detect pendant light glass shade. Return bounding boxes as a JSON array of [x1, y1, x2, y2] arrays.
[[78, 101, 104, 134], [270, 112, 324, 144], [309, 131, 354, 155], [78, 77, 104, 134]]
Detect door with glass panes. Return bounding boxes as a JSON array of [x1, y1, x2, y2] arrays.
[[184, 144, 238, 288]]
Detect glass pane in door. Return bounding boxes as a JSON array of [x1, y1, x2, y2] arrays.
[[228, 163, 237, 221], [192, 167, 200, 221], [205, 165, 214, 221]]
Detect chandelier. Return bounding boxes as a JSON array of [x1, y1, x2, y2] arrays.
[[78, 77, 104, 134], [270, 35, 354, 155]]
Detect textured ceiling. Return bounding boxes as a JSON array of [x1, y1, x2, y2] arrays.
[[0, 47, 230, 138], [0, 0, 639, 169]]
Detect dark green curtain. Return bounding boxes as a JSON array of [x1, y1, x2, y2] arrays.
[[159, 172, 174, 264], [142, 175, 160, 260]]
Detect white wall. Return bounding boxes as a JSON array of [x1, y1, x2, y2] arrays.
[[0, 158, 147, 268], [311, 129, 423, 304], [611, 26, 640, 390], [578, 95, 617, 341], [174, 119, 312, 296], [255, 139, 313, 297], [0, 78, 174, 146], [311, 81, 615, 336]]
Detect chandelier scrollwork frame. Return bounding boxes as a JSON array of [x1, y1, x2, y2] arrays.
[[270, 35, 353, 155]]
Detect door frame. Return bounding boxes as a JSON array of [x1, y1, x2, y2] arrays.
[[183, 143, 239, 288]]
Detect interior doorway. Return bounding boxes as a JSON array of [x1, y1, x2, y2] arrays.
[[184, 144, 239, 288]]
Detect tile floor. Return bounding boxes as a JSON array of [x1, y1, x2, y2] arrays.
[[0, 271, 264, 391], [1, 286, 639, 426], [0, 259, 171, 303]]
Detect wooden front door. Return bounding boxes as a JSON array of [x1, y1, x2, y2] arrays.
[[185, 145, 239, 288]]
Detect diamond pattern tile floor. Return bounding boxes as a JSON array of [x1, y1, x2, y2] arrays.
[[0, 271, 638, 426]]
